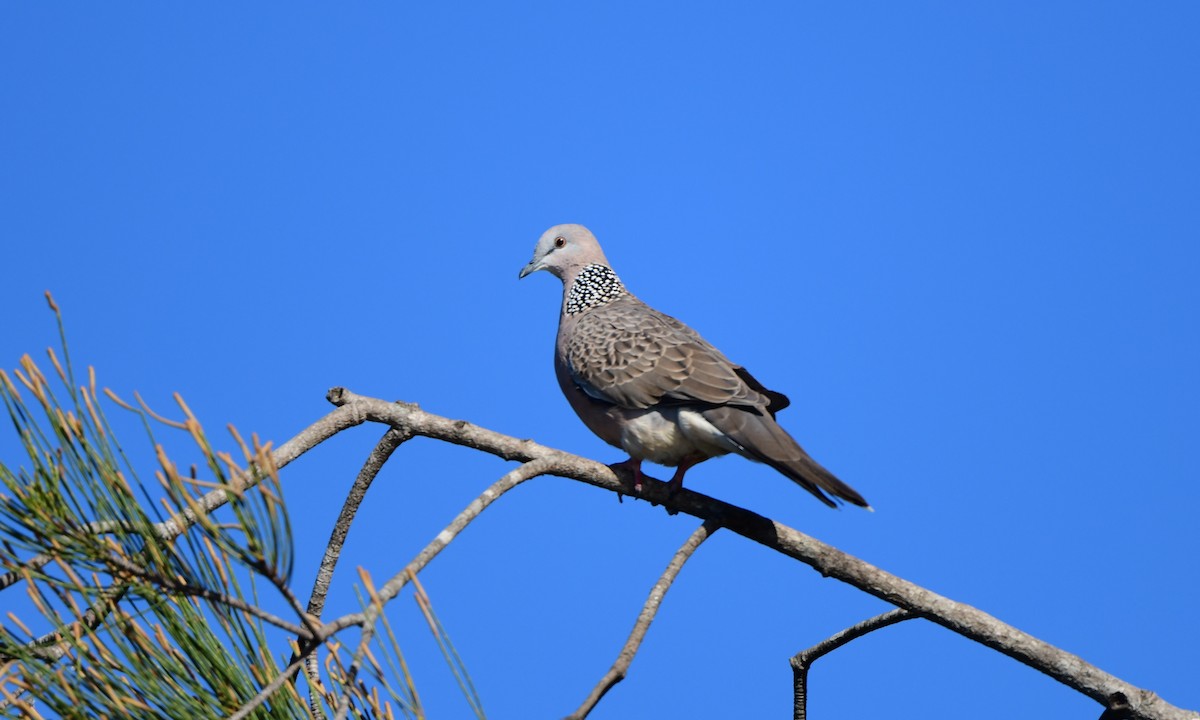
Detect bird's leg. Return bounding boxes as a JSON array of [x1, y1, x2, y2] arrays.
[[611, 457, 646, 493], [667, 456, 703, 495]]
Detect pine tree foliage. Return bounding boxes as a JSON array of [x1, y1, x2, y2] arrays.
[[0, 298, 470, 719]]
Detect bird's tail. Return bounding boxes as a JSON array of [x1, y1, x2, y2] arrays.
[[701, 407, 869, 509]]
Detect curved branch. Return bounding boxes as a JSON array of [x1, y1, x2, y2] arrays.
[[303, 427, 412, 719], [321, 388, 1197, 720], [0, 553, 53, 592], [10, 386, 1186, 719], [566, 520, 719, 720], [151, 401, 374, 543], [228, 651, 311, 720], [232, 455, 562, 720], [6, 585, 129, 665], [790, 609, 916, 720], [103, 552, 310, 638], [318, 455, 562, 637], [307, 427, 412, 620]]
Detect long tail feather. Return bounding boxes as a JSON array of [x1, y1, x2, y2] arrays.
[[701, 407, 869, 508]]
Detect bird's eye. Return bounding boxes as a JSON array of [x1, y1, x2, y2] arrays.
[[554, 236, 566, 248]]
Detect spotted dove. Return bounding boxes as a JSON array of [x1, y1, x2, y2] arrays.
[[519, 224, 869, 509]]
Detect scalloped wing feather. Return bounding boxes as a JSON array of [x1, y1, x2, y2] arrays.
[[564, 296, 770, 412]]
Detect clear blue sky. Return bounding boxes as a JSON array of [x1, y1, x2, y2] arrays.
[[2, 3, 1197, 718]]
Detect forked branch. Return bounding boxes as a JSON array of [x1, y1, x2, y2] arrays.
[[310, 388, 1195, 720], [9, 382, 1187, 720], [790, 609, 916, 720]]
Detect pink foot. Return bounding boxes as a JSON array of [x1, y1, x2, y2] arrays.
[[612, 458, 646, 493], [667, 456, 703, 495]]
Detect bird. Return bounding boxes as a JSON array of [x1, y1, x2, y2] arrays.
[[519, 223, 869, 509]]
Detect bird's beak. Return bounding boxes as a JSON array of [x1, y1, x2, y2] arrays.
[[518, 258, 543, 279]]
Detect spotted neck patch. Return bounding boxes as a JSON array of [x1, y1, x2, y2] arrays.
[[565, 263, 626, 315]]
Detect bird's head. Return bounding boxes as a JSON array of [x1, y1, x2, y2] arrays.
[[519, 224, 611, 282]]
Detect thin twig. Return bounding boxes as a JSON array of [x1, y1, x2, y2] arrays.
[[102, 552, 311, 638], [0, 553, 54, 592], [245, 553, 322, 639], [317, 455, 562, 638], [304, 427, 411, 720], [245, 456, 559, 720], [0, 520, 317, 647], [19, 585, 130, 663], [0, 587, 126, 713], [4, 402, 372, 603], [0, 682, 44, 720], [227, 650, 312, 720], [150, 401, 372, 542], [308, 427, 410, 619], [0, 518, 175, 597], [333, 569, 383, 720], [566, 520, 719, 720], [790, 608, 916, 720]]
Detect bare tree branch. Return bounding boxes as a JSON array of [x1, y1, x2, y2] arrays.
[[566, 520, 719, 720], [307, 427, 412, 620], [0, 587, 135, 714], [234, 454, 562, 720], [101, 552, 311, 638], [7, 381, 1190, 720], [334, 596, 380, 720], [790, 608, 916, 720], [303, 426, 412, 719], [317, 388, 1196, 720], [2, 585, 129, 668], [316, 455, 563, 638], [148, 400, 373, 544], [227, 651, 311, 720], [0, 553, 53, 592]]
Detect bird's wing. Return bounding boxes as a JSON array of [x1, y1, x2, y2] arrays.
[[562, 297, 773, 411], [655, 312, 792, 416]]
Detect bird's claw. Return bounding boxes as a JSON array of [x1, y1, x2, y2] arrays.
[[610, 458, 646, 495]]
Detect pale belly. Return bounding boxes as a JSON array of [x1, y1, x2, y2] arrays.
[[613, 406, 739, 466]]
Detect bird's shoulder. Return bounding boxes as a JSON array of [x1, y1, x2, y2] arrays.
[[565, 295, 701, 367], [562, 295, 772, 411]]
